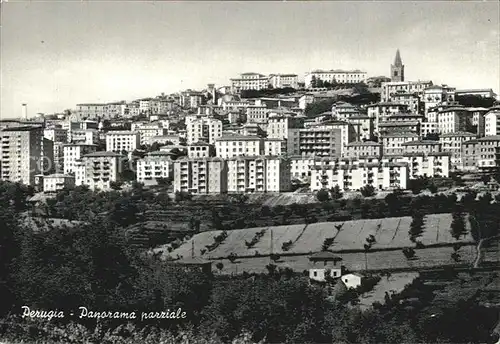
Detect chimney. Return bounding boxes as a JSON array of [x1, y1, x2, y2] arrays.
[[22, 103, 28, 120]]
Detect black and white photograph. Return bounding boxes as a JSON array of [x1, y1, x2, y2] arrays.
[[0, 0, 499, 343]]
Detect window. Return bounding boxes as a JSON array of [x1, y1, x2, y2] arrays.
[[313, 271, 318, 277]]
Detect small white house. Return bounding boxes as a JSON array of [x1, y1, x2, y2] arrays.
[[308, 251, 344, 283], [342, 273, 364, 289]]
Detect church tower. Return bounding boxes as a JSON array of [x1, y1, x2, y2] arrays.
[[391, 49, 404, 82]]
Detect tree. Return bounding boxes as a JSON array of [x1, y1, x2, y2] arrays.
[[409, 211, 425, 243], [329, 185, 343, 200], [450, 205, 467, 240], [228, 252, 238, 263], [216, 262, 224, 273], [316, 189, 330, 202], [402, 247, 416, 260], [270, 253, 281, 263], [360, 184, 376, 197]]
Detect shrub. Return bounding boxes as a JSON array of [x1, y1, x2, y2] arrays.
[[360, 184, 376, 197]]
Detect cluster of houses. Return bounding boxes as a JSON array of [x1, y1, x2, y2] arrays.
[[1, 50, 499, 195]]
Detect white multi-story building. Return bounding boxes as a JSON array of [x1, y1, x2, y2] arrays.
[[136, 127, 169, 146], [310, 160, 409, 191], [347, 116, 374, 141], [484, 108, 500, 136], [366, 102, 410, 134], [215, 134, 264, 159], [136, 151, 173, 185], [455, 89, 498, 99], [75, 151, 124, 191], [462, 136, 500, 171], [289, 156, 337, 179], [186, 116, 223, 145], [187, 142, 215, 158], [267, 116, 303, 140], [227, 156, 291, 193], [331, 102, 363, 121], [381, 80, 434, 103], [399, 152, 451, 179], [246, 106, 269, 124], [422, 85, 456, 113], [264, 138, 286, 156], [437, 107, 474, 134], [63, 143, 97, 175], [305, 69, 367, 87], [105, 131, 140, 153], [68, 129, 99, 145], [230, 73, 269, 93], [0, 126, 44, 186], [268, 74, 299, 89], [42, 174, 75, 193]]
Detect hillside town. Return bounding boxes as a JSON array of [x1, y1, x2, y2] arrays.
[[1, 1, 500, 342], [1, 50, 499, 196]]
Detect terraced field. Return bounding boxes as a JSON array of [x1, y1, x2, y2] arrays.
[[208, 245, 476, 275], [164, 213, 474, 260]]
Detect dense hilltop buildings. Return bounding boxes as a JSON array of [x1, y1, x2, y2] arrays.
[[1, 49, 499, 194]]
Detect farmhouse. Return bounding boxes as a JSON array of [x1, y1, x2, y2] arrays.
[[342, 273, 364, 289], [308, 251, 345, 282]]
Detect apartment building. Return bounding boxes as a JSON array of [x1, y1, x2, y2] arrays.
[[421, 122, 439, 138], [422, 85, 456, 113], [439, 132, 477, 168], [220, 99, 252, 112], [264, 138, 286, 156], [75, 151, 124, 191], [240, 123, 261, 137], [105, 131, 140, 153], [484, 108, 500, 136], [305, 69, 367, 87], [289, 156, 337, 179], [186, 116, 223, 144], [0, 126, 44, 186], [401, 140, 441, 154], [63, 143, 97, 174], [136, 127, 169, 146], [246, 106, 270, 124], [381, 133, 419, 155], [68, 129, 99, 145], [331, 102, 363, 121], [380, 80, 433, 103], [230, 73, 269, 93], [215, 134, 264, 159], [455, 89, 497, 99], [227, 156, 291, 193], [390, 92, 422, 114], [344, 141, 382, 159], [136, 151, 173, 184], [44, 128, 68, 143], [310, 160, 409, 191], [268, 74, 299, 89], [461, 136, 500, 171], [187, 142, 215, 158], [42, 174, 75, 193], [437, 107, 473, 134], [378, 120, 420, 136], [398, 152, 451, 179], [292, 126, 343, 158], [267, 116, 303, 140], [366, 103, 409, 133], [173, 158, 228, 194]]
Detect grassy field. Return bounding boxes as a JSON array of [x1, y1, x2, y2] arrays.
[[210, 245, 476, 275], [164, 213, 474, 260]]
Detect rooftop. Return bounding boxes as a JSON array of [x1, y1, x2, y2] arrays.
[[1, 125, 43, 132], [83, 151, 124, 158], [401, 140, 441, 146], [216, 134, 262, 141]]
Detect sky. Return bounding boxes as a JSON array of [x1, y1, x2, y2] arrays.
[[1, 1, 499, 119]]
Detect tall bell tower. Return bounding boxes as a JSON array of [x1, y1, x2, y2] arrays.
[[391, 49, 404, 82]]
